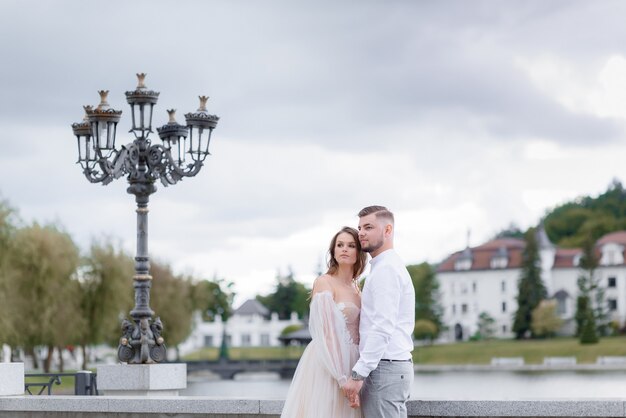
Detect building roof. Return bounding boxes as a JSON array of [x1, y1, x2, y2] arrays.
[[553, 248, 581, 269], [437, 238, 525, 272], [233, 299, 270, 317], [597, 231, 626, 246], [437, 230, 626, 273], [536, 225, 555, 249]]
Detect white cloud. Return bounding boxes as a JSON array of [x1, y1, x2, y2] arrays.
[[2, 1, 626, 306], [516, 53, 626, 124]]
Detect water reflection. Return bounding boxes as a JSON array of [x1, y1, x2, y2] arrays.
[[182, 371, 626, 400]]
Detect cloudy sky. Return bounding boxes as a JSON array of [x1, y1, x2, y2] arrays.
[[3, 1, 626, 304]]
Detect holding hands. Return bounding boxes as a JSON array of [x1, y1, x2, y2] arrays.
[[342, 378, 364, 409]]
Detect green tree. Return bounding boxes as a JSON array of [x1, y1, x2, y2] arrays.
[[11, 223, 82, 372], [544, 180, 626, 247], [575, 295, 588, 337], [576, 234, 604, 344], [413, 319, 438, 343], [513, 227, 547, 339], [531, 300, 563, 338], [78, 239, 134, 368], [0, 198, 18, 353], [150, 260, 195, 359], [281, 324, 304, 336], [192, 277, 234, 321], [492, 223, 525, 239], [580, 306, 599, 344], [191, 277, 235, 361], [257, 268, 310, 319], [475, 312, 496, 340], [407, 263, 443, 337]]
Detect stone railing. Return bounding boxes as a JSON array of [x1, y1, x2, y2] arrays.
[[0, 397, 624, 417]]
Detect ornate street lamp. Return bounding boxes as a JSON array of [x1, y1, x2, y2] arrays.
[[71, 74, 219, 364]]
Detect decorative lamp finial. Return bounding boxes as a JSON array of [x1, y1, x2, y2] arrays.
[[96, 90, 110, 111], [167, 109, 177, 124], [82, 105, 93, 121], [137, 73, 147, 89], [198, 96, 209, 112]]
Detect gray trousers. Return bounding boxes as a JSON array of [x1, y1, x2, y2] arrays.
[[361, 360, 413, 418]]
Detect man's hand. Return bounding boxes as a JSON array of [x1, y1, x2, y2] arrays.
[[342, 379, 364, 408]]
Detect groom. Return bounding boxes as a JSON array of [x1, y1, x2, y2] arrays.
[[343, 205, 415, 417]]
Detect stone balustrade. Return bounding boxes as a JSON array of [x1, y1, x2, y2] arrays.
[[0, 397, 624, 417]]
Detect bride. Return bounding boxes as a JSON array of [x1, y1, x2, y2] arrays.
[[281, 226, 367, 418]]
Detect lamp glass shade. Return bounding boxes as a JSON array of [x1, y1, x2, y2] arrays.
[[173, 136, 187, 166], [91, 120, 118, 152], [76, 134, 88, 163], [188, 125, 213, 162], [130, 102, 155, 133]]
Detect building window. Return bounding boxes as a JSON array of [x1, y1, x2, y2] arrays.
[[608, 277, 617, 288], [461, 283, 468, 294], [557, 298, 566, 315], [451, 283, 455, 295], [491, 257, 507, 269], [452, 304, 456, 315], [472, 282, 477, 293], [203, 335, 214, 347], [502, 302, 506, 313], [502, 325, 507, 333], [609, 299, 618, 311], [241, 334, 251, 347], [455, 259, 472, 271], [608, 251, 616, 265], [461, 304, 468, 314], [261, 334, 270, 346], [501, 281, 506, 293]]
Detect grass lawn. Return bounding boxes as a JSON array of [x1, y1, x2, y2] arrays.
[[413, 336, 626, 364], [183, 346, 306, 361], [184, 337, 626, 365], [24, 371, 88, 395]]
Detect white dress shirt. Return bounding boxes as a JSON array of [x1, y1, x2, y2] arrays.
[[352, 249, 415, 377]]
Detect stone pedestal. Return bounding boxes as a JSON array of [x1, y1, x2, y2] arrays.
[[0, 362, 24, 396], [97, 363, 186, 396]]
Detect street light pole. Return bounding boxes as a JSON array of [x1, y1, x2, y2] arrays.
[[71, 74, 219, 364]]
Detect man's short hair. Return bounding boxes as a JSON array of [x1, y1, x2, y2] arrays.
[[358, 205, 394, 224]]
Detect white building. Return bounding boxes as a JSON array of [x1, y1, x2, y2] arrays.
[[437, 230, 626, 341], [179, 299, 301, 355]]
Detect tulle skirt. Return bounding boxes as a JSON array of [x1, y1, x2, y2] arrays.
[[281, 340, 361, 418]]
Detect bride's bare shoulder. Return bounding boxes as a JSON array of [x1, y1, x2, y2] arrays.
[[312, 274, 334, 295]]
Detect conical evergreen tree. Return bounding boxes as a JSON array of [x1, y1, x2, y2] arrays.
[[580, 304, 599, 344], [577, 234, 601, 343], [513, 227, 547, 339]]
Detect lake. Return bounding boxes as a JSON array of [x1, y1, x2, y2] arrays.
[[182, 371, 626, 400]]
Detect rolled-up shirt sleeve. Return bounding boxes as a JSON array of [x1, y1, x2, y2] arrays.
[[353, 264, 401, 377]]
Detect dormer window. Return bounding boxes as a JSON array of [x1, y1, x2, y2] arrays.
[[490, 257, 507, 269], [454, 258, 472, 271], [490, 246, 508, 269], [600, 243, 624, 266], [455, 248, 473, 271]]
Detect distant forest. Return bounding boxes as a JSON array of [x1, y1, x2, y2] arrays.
[[498, 179, 626, 248]]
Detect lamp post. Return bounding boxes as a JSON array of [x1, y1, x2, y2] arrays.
[[71, 74, 219, 364]]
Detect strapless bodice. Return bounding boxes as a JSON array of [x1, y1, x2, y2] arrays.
[[336, 301, 360, 345]]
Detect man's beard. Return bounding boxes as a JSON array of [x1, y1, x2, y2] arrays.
[[362, 238, 383, 253]]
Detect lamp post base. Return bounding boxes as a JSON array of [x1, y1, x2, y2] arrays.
[[0, 363, 24, 396], [96, 363, 186, 396]]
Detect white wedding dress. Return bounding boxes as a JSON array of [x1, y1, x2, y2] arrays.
[[281, 291, 361, 418]]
